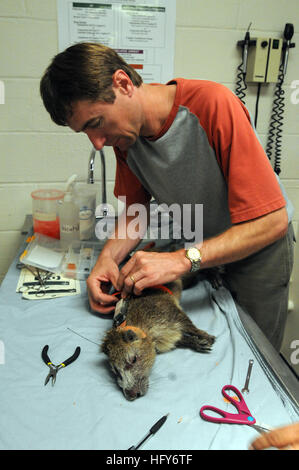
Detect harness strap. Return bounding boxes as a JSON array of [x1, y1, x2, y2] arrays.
[[112, 284, 174, 299], [151, 284, 174, 296]]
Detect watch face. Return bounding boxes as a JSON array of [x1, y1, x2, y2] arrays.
[[188, 247, 200, 261]]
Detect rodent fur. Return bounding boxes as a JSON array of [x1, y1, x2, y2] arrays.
[[101, 276, 215, 401]]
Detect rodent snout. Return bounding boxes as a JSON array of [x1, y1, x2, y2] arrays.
[[124, 389, 142, 401], [123, 377, 149, 401]]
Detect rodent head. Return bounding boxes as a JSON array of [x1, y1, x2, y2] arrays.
[[101, 326, 156, 401]]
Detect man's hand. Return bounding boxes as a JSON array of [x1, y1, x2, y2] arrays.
[[116, 249, 190, 296], [86, 255, 120, 314], [250, 423, 299, 450]]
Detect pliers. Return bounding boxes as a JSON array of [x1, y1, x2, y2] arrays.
[[42, 345, 81, 386]]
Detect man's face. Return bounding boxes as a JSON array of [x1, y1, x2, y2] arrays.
[[68, 86, 142, 152]]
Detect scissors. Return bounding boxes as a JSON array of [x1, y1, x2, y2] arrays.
[[200, 385, 271, 434]]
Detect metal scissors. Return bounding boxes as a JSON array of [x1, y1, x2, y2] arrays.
[[200, 385, 271, 434]]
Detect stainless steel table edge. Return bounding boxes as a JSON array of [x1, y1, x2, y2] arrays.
[[236, 302, 299, 410]]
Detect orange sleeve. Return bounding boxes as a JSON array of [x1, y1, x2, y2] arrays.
[[113, 147, 151, 206], [197, 84, 286, 223]]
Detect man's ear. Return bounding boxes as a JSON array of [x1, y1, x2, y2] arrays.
[[112, 69, 134, 96]]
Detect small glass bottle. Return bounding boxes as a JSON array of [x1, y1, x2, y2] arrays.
[[59, 175, 80, 246]]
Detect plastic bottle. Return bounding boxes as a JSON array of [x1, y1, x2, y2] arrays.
[[74, 184, 96, 240], [59, 174, 80, 245]]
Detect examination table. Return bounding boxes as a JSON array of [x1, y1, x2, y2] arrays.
[[0, 225, 298, 450]]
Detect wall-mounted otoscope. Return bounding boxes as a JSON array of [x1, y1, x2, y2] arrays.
[[235, 23, 255, 103], [238, 22, 255, 78], [281, 23, 295, 79]]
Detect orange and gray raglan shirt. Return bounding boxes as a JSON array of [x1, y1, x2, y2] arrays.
[[113, 79, 292, 240]]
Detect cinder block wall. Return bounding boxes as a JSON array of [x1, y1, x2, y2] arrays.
[[0, 1, 298, 310]]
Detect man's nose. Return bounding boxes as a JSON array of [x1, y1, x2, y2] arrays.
[[85, 130, 106, 150]]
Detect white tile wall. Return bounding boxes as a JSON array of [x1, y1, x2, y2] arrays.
[[0, 0, 298, 284]]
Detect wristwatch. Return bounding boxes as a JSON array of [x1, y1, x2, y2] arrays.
[[185, 247, 202, 272]]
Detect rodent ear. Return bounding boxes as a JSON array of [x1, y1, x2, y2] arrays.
[[122, 329, 138, 343]]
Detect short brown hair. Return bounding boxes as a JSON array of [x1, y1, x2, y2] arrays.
[[40, 42, 143, 126]]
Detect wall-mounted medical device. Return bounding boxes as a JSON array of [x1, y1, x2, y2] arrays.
[[236, 23, 295, 175], [245, 37, 282, 83]]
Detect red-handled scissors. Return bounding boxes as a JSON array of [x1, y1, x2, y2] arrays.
[[200, 385, 271, 434]]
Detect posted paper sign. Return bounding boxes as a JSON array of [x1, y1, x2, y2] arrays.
[[57, 0, 176, 83]]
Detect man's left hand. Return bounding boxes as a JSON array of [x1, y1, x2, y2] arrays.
[[116, 249, 190, 296]]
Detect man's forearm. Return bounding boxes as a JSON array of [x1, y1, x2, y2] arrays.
[[99, 233, 140, 266], [98, 203, 150, 266], [114, 207, 289, 295], [197, 207, 288, 269]]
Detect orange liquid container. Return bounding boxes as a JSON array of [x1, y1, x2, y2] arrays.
[[33, 216, 61, 239], [31, 189, 64, 239]]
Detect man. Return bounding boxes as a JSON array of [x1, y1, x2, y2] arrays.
[[250, 422, 299, 450], [40, 42, 294, 350]]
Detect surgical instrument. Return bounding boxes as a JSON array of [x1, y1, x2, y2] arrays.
[[42, 345, 81, 386], [200, 385, 272, 435], [128, 413, 169, 450], [242, 359, 254, 393]]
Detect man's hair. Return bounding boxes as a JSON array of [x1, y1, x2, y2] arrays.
[[40, 42, 143, 126]]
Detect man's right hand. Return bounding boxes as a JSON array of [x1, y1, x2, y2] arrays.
[[86, 204, 150, 313], [86, 255, 120, 314]]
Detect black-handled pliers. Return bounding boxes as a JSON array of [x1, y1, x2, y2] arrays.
[[42, 345, 81, 386]]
